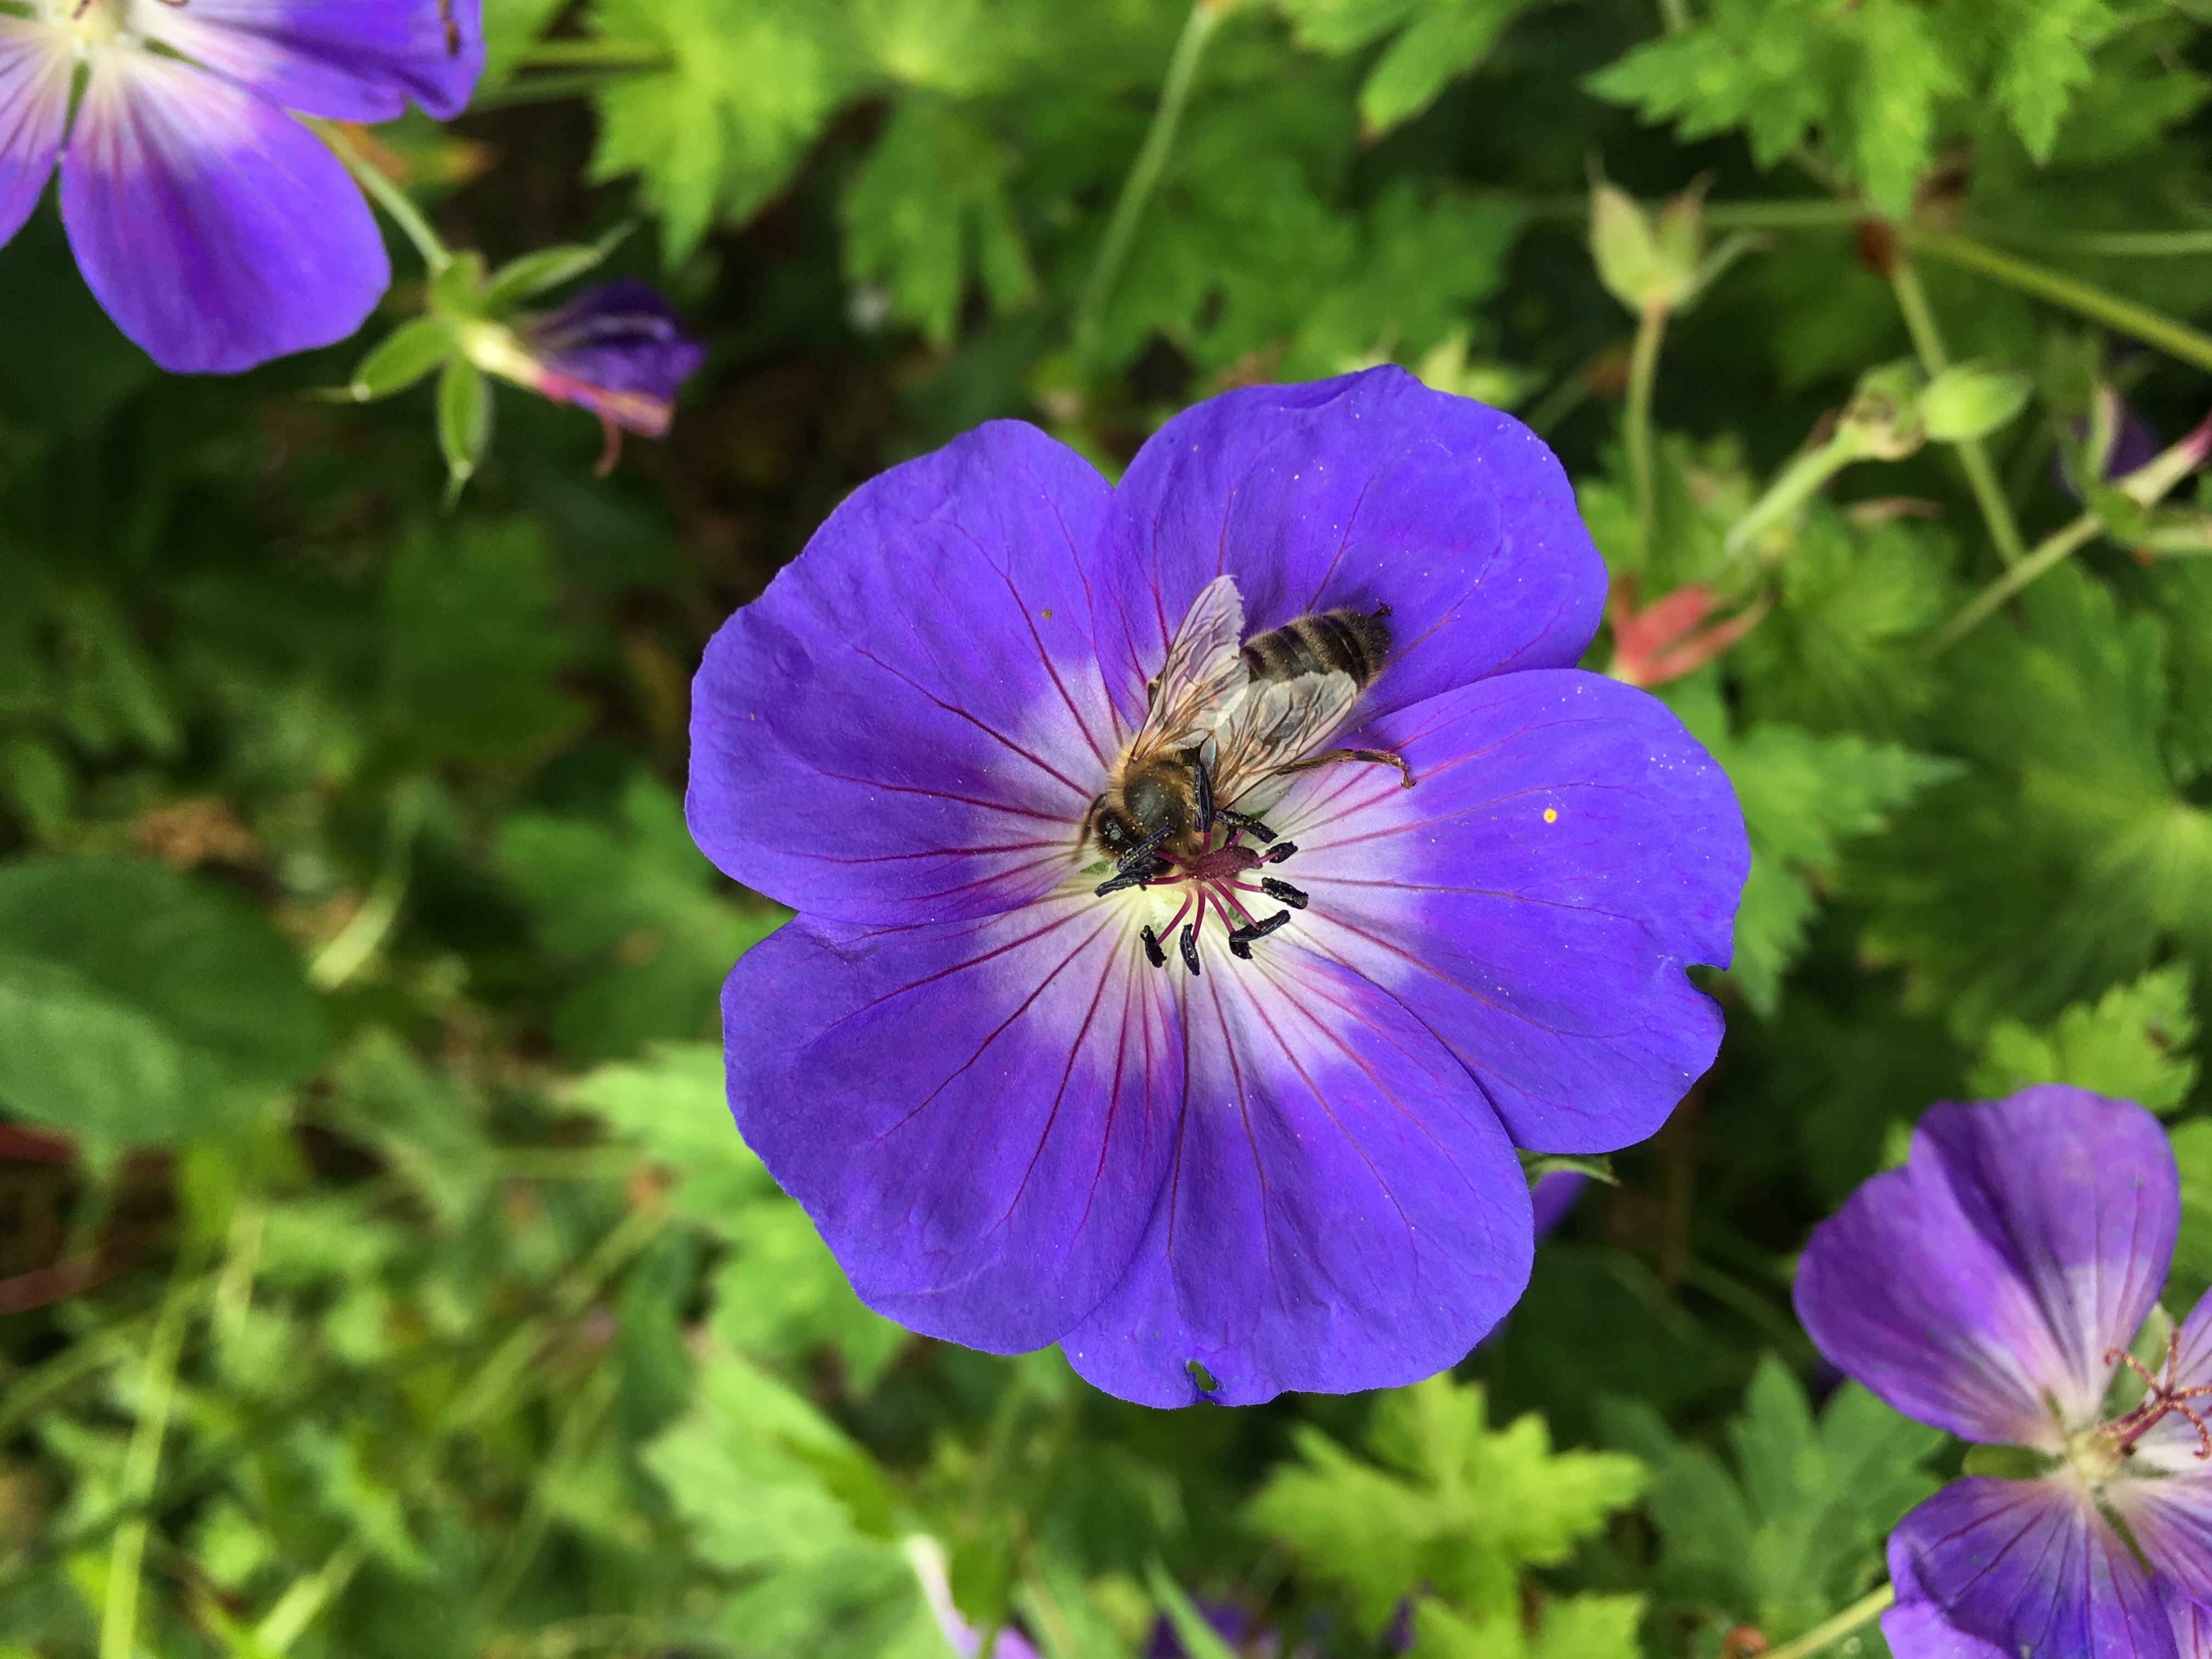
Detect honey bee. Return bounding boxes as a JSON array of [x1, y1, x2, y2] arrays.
[[439, 0, 461, 54], [1082, 575, 1414, 878]]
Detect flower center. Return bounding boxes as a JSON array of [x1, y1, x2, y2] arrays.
[[2097, 1331, 2212, 1463], [58, 0, 127, 47], [1092, 805, 1307, 976]]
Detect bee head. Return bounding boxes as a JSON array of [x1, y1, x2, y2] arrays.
[[1092, 804, 1139, 857]]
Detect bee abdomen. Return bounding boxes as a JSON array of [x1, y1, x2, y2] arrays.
[[1240, 607, 1390, 689]]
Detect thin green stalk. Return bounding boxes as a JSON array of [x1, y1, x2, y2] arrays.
[[1928, 511, 2100, 652], [1765, 1584, 1896, 1659], [1906, 229, 2212, 376], [2015, 229, 2212, 257], [1724, 437, 1856, 558], [1071, 2, 1225, 362], [100, 1263, 201, 1659], [309, 781, 425, 992], [1626, 302, 1667, 561], [515, 38, 668, 70], [1888, 253, 2027, 567], [308, 118, 452, 275], [1656, 0, 1692, 30]]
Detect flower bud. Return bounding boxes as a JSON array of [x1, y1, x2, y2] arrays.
[[1919, 361, 2033, 442], [1836, 360, 1928, 461], [1589, 180, 1663, 314]]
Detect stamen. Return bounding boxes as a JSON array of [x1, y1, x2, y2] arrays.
[[1260, 877, 1307, 910], [1226, 910, 1293, 960], [2102, 1337, 2212, 1459], [1140, 925, 1166, 969], [1215, 809, 1276, 843], [1178, 923, 1201, 976], [1095, 871, 1148, 897], [1192, 754, 1214, 838], [1119, 827, 1173, 873], [1262, 841, 1297, 864]]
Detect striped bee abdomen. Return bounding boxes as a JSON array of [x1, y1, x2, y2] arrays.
[[1240, 606, 1391, 689]]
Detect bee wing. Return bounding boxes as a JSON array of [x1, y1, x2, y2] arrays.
[[1205, 669, 1359, 802], [1137, 574, 1248, 752]]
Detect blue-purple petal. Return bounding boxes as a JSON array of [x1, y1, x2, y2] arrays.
[[0, 20, 70, 249], [134, 0, 483, 122], [59, 48, 387, 375], [2111, 1289, 2212, 1606], [688, 421, 1118, 926], [1060, 951, 1533, 1408], [721, 898, 1180, 1355], [1263, 670, 1742, 1154], [1796, 1088, 2177, 1448], [1886, 1477, 2175, 1659], [1531, 1170, 1588, 1239], [518, 278, 707, 437], [1086, 367, 1605, 740]]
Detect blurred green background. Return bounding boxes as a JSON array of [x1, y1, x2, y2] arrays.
[[5, 1, 2212, 1656]]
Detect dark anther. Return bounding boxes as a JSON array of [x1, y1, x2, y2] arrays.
[[1228, 937, 1252, 960], [1119, 826, 1173, 873], [1216, 808, 1277, 843], [1140, 926, 1166, 969], [1178, 923, 1201, 976], [1191, 753, 1215, 838], [1262, 841, 1298, 865], [1260, 877, 1308, 910], [1094, 871, 1147, 897]]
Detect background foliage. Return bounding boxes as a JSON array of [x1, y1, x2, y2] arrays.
[[5, 0, 2212, 1655]]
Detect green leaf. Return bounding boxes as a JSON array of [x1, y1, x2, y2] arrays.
[[588, 0, 857, 261], [1412, 1593, 1645, 1659], [1249, 1373, 1644, 1630], [482, 236, 623, 313], [435, 357, 492, 494], [347, 318, 458, 403], [0, 857, 325, 1144], [1601, 1358, 1942, 1645], [481, 0, 571, 87], [841, 97, 1037, 346], [1971, 963, 2199, 1113], [1356, 0, 1538, 138], [500, 777, 785, 1061], [381, 518, 583, 761], [1838, 0, 1961, 215]]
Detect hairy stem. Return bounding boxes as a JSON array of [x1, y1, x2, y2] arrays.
[[1906, 229, 2212, 376], [309, 118, 453, 275], [1765, 1585, 1897, 1659], [1888, 253, 2027, 567], [1626, 302, 1668, 560], [1071, 2, 1224, 364]]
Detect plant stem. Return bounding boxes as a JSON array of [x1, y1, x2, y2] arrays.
[[1723, 436, 1856, 558], [1656, 0, 1692, 30], [1928, 511, 2101, 652], [1905, 229, 2212, 376], [1888, 253, 2027, 567], [100, 1262, 200, 1659], [515, 38, 668, 70], [1626, 302, 1667, 561], [1765, 1585, 1896, 1659], [1071, 2, 1224, 364], [309, 118, 453, 275]]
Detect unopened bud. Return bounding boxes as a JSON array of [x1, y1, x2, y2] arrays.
[[1920, 361, 2033, 442], [1589, 181, 1663, 314], [1837, 360, 1928, 461]]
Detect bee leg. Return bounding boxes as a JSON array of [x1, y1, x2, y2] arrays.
[[1214, 808, 1277, 844], [1190, 753, 1215, 838], [1279, 747, 1415, 788], [1116, 826, 1173, 875]]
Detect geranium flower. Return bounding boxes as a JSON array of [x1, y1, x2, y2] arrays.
[[0, 1, 482, 374], [1795, 1085, 2212, 1658], [690, 368, 1746, 1407], [464, 278, 708, 469]]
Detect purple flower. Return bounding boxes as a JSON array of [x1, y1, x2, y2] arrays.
[[689, 368, 1746, 1407], [0, 1, 481, 374], [1795, 1086, 2212, 1658], [498, 278, 708, 441]]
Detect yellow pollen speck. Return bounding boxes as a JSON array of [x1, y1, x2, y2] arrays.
[[1041, 607, 1053, 620], [1543, 808, 1558, 823]]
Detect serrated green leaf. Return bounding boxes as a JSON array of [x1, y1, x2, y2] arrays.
[[1357, 0, 1536, 138], [1250, 1374, 1644, 1631], [1971, 963, 2199, 1113]]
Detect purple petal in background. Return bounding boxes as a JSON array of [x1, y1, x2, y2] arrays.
[[721, 899, 1179, 1356], [134, 0, 484, 122], [1795, 1088, 2176, 1448], [1886, 1477, 2175, 1659], [0, 19, 71, 247], [59, 46, 387, 374], [1530, 1170, 1587, 1239], [517, 278, 707, 437], [1086, 366, 1605, 739], [1061, 951, 1532, 1408], [689, 421, 1118, 926], [1269, 670, 1742, 1153]]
